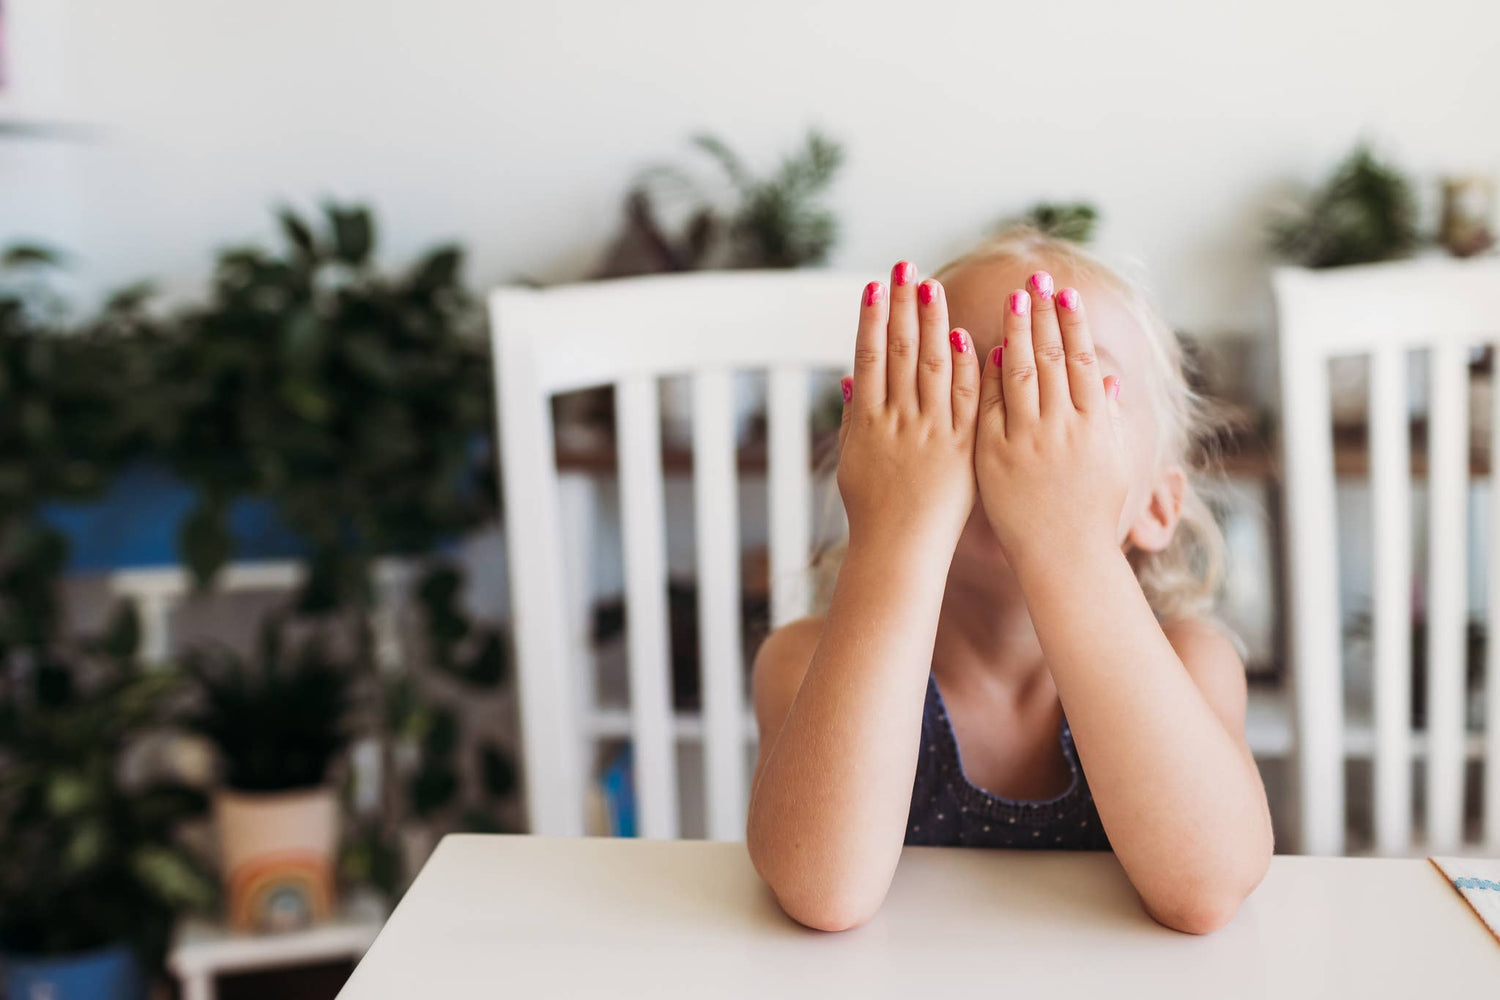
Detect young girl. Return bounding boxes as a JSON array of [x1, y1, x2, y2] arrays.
[[746, 228, 1273, 936]]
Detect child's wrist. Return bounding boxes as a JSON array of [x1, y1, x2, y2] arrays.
[[844, 522, 960, 578], [1008, 531, 1127, 595]]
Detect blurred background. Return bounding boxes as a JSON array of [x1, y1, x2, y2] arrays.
[[1, 1, 1498, 998]]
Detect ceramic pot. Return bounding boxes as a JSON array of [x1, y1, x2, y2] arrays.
[[215, 786, 339, 933]]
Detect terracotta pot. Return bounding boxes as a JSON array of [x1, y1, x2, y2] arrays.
[[214, 787, 339, 933]]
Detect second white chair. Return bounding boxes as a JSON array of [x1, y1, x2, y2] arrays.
[[490, 270, 864, 841]]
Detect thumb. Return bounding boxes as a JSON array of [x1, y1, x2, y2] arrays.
[[838, 376, 853, 453], [1103, 375, 1123, 427]]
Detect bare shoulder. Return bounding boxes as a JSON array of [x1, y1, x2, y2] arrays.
[[750, 616, 825, 747], [1163, 618, 1248, 737]]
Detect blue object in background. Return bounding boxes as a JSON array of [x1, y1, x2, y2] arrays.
[[2, 944, 145, 1000], [38, 462, 307, 572], [600, 745, 638, 838]]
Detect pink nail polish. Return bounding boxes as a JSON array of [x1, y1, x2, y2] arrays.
[[1030, 271, 1054, 299], [1003, 337, 1009, 348], [1058, 288, 1080, 312], [1010, 291, 1028, 315], [892, 261, 915, 286], [1108, 377, 1121, 401], [949, 329, 967, 354], [841, 376, 853, 403], [918, 280, 936, 306], [990, 345, 1003, 367], [864, 281, 884, 306]]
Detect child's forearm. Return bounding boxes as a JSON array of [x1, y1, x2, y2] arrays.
[[1015, 543, 1273, 934], [747, 531, 952, 931]]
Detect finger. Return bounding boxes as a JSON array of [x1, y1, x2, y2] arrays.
[[949, 328, 980, 432], [838, 375, 853, 452], [1057, 286, 1106, 413], [886, 260, 919, 411], [978, 341, 1007, 438], [1026, 270, 1071, 416], [916, 278, 952, 415], [853, 280, 887, 411], [1000, 288, 1039, 428]]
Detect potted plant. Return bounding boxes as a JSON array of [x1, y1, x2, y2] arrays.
[[182, 619, 354, 932], [0, 607, 216, 1000]]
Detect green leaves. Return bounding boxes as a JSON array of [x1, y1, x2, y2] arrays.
[[180, 625, 355, 793], [1269, 142, 1421, 268], [709, 129, 844, 269], [158, 203, 493, 597], [2, 244, 63, 268], [328, 204, 374, 266], [0, 658, 212, 963], [1003, 202, 1100, 244], [179, 498, 235, 590], [278, 207, 317, 259], [611, 130, 846, 276]]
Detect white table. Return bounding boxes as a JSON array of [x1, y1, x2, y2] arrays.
[[339, 835, 1499, 998]]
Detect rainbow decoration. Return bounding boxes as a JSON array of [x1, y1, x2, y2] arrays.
[[227, 850, 334, 932]]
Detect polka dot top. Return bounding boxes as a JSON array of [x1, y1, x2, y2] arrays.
[[905, 673, 1111, 851]]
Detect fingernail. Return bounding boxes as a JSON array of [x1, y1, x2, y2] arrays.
[[1003, 337, 1009, 348], [892, 261, 915, 286], [1058, 288, 1080, 312], [1109, 377, 1121, 401], [864, 281, 884, 306], [990, 345, 1003, 367], [1030, 271, 1054, 299], [918, 280, 937, 306], [949, 329, 968, 354], [1010, 291, 1028, 315], [841, 376, 853, 403]]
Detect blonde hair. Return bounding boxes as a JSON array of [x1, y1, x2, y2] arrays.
[[811, 225, 1228, 624]]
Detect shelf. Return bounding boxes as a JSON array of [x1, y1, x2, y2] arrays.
[[584, 689, 1484, 761], [168, 892, 386, 981], [1245, 685, 1487, 760], [585, 706, 758, 742]]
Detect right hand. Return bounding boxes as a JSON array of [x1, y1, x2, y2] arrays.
[[837, 261, 981, 551]]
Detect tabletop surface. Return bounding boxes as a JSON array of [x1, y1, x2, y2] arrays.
[[340, 835, 1499, 998]]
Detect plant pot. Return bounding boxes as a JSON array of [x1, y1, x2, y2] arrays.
[[2, 944, 144, 1000], [215, 786, 339, 933]]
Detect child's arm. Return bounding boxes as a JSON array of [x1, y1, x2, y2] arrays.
[[974, 279, 1272, 935], [747, 265, 979, 932]]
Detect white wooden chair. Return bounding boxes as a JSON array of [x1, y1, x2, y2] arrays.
[[1275, 256, 1500, 857], [490, 270, 863, 841]]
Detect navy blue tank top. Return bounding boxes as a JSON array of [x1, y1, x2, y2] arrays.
[[905, 673, 1111, 850]]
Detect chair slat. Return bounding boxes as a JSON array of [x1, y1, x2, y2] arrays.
[[1278, 338, 1346, 855], [494, 340, 586, 836], [1368, 346, 1413, 854], [558, 475, 603, 803], [692, 370, 747, 841], [1426, 343, 1470, 851], [1488, 341, 1500, 853], [615, 375, 681, 839], [768, 367, 811, 627]]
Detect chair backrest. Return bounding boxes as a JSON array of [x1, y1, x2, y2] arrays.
[[1274, 256, 1500, 856], [490, 270, 863, 840]]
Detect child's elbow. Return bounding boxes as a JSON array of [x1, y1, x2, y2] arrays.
[[772, 885, 881, 933], [1145, 891, 1243, 935]]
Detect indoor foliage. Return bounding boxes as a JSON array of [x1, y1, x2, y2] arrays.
[[1268, 142, 1421, 268], [0, 603, 216, 967]]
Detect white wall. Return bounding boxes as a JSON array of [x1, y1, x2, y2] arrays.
[[3, 0, 1498, 334]]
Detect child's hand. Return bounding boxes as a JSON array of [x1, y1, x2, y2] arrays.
[[838, 262, 980, 551], [975, 275, 1127, 576]]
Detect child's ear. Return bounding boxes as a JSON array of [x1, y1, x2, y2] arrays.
[[1127, 466, 1187, 553]]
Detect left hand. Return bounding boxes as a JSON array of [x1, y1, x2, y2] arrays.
[[974, 273, 1128, 576]]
